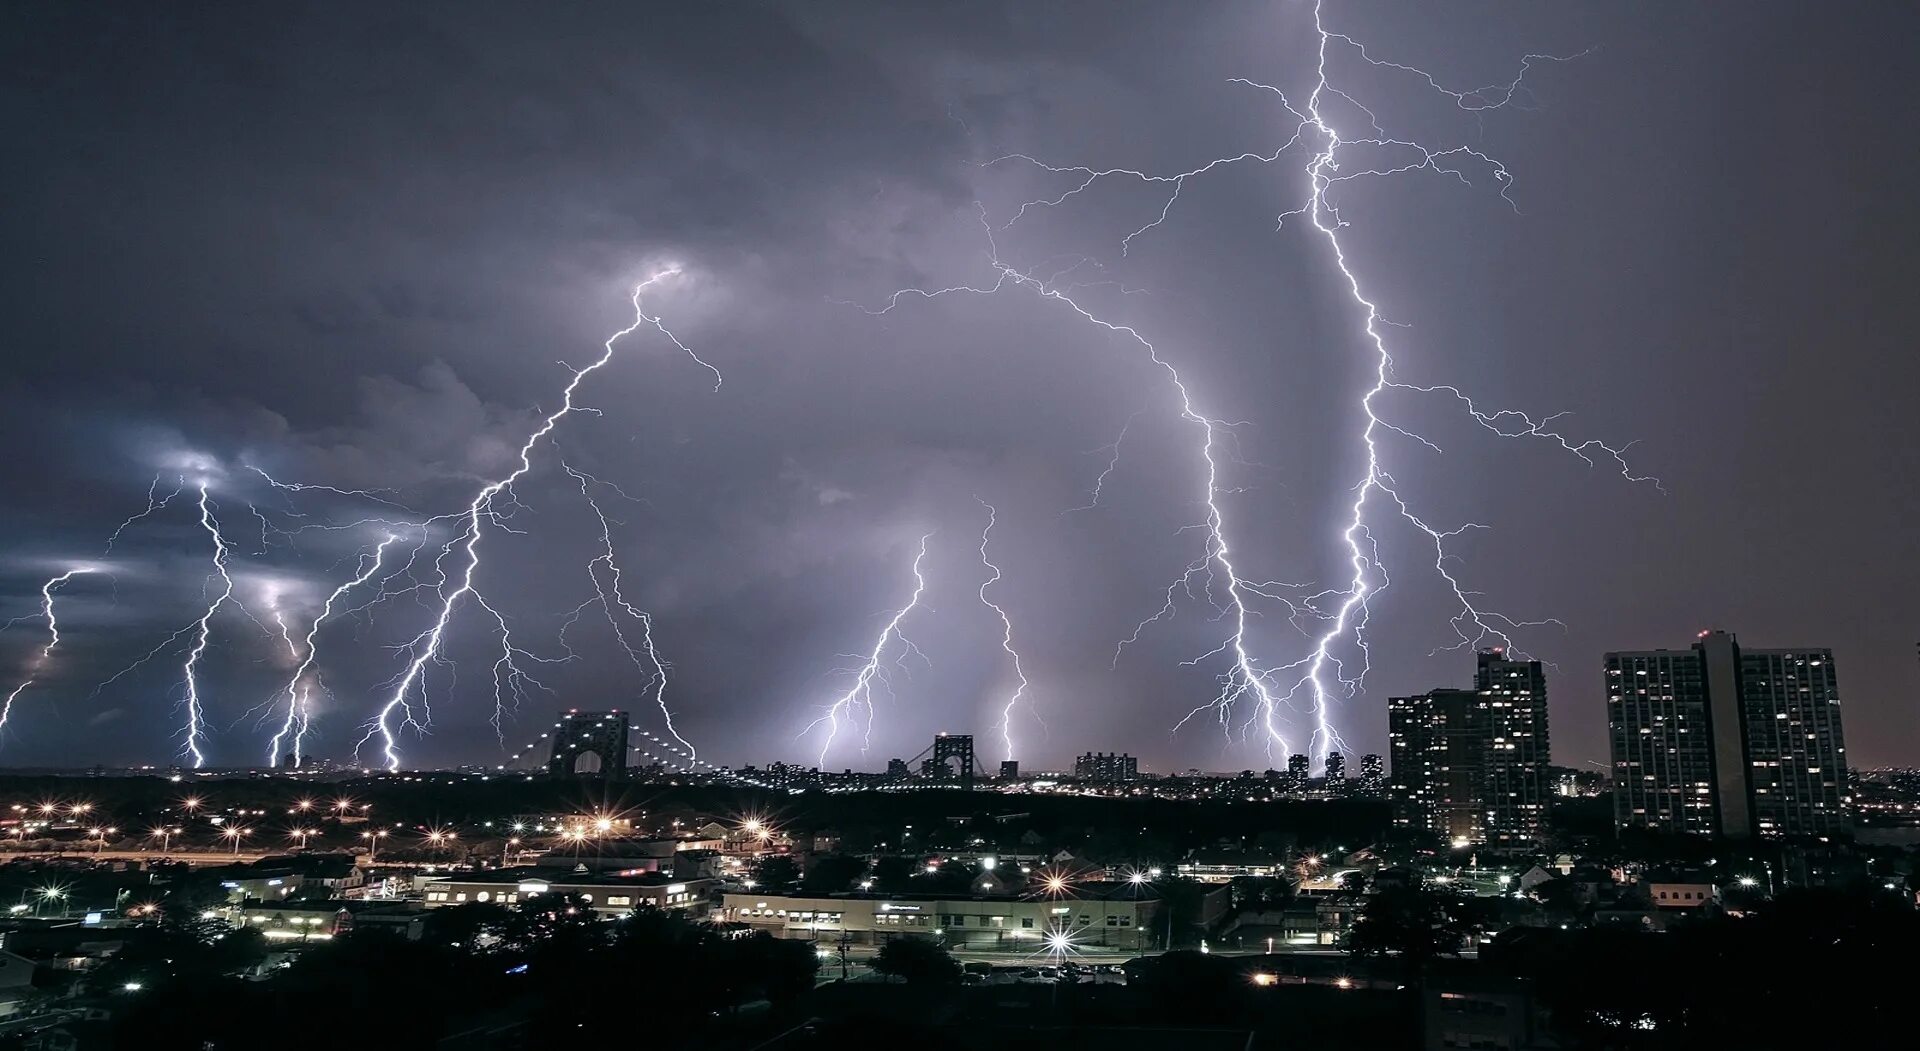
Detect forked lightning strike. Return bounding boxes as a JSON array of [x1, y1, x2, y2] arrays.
[[803, 534, 932, 766], [264, 534, 400, 766], [563, 463, 695, 759], [357, 269, 705, 770], [180, 481, 238, 767], [870, 0, 1655, 767], [0, 568, 92, 741], [975, 499, 1036, 761], [858, 211, 1295, 760]]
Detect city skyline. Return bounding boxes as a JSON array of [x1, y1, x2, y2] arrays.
[[3, 3, 1917, 774]]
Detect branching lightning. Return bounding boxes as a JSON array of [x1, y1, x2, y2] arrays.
[[262, 534, 400, 767], [803, 534, 932, 766], [857, 211, 1295, 760], [356, 269, 704, 770], [0, 568, 92, 742], [975, 499, 1035, 762], [563, 462, 694, 759], [179, 480, 237, 767], [860, 0, 1655, 768]]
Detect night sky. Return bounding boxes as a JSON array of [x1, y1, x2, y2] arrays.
[[3, 2, 1916, 773]]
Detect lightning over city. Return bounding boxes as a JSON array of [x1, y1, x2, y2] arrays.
[[2, 0, 1906, 795], [355, 267, 704, 771], [1, 4, 1910, 1040]]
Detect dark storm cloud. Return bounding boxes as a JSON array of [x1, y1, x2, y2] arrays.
[[2, 2, 1916, 770]]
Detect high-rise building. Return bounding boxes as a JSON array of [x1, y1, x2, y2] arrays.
[[1324, 752, 1347, 782], [999, 760, 1020, 780], [1388, 649, 1551, 847], [1608, 630, 1848, 838], [885, 758, 910, 779], [1287, 752, 1310, 787], [546, 709, 630, 778], [1476, 649, 1551, 847], [1389, 688, 1488, 844], [1357, 753, 1385, 797], [1074, 752, 1139, 782]]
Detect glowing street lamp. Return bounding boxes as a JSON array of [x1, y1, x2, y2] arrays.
[[360, 829, 389, 862], [179, 796, 204, 817], [222, 826, 250, 856], [148, 826, 180, 854], [289, 828, 316, 848]]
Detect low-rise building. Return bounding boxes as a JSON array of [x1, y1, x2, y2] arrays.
[[234, 899, 426, 942], [421, 868, 714, 919], [719, 881, 1218, 951], [1646, 878, 1720, 910]]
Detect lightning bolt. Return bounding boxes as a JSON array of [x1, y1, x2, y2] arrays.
[[802, 533, 932, 766], [179, 480, 237, 767], [870, 1, 1652, 769], [562, 462, 695, 759], [857, 212, 1295, 761], [1060, 412, 1137, 516], [103, 473, 186, 553], [975, 499, 1035, 762], [356, 268, 705, 770], [261, 534, 400, 767], [0, 568, 92, 742]]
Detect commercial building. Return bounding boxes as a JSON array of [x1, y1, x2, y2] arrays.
[[421, 869, 714, 919], [1388, 649, 1551, 847], [1074, 752, 1140, 782], [546, 709, 630, 778], [719, 881, 1221, 951], [1324, 752, 1346, 783], [1607, 630, 1848, 838], [234, 899, 426, 942]]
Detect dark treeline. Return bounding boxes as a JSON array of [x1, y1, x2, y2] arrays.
[[83, 895, 818, 1051]]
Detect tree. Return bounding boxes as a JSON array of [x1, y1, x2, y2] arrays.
[[869, 937, 960, 985], [801, 853, 869, 894], [750, 854, 800, 890], [421, 900, 512, 951], [1345, 885, 1472, 968], [869, 855, 918, 892]]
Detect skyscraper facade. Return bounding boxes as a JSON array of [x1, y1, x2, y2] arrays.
[[1476, 649, 1552, 847], [1073, 752, 1139, 782], [1608, 630, 1848, 838], [1357, 753, 1385, 797], [1388, 649, 1551, 847]]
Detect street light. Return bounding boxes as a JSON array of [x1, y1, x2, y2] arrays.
[[289, 828, 316, 849], [222, 826, 250, 856], [360, 829, 388, 862], [148, 826, 179, 854]]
